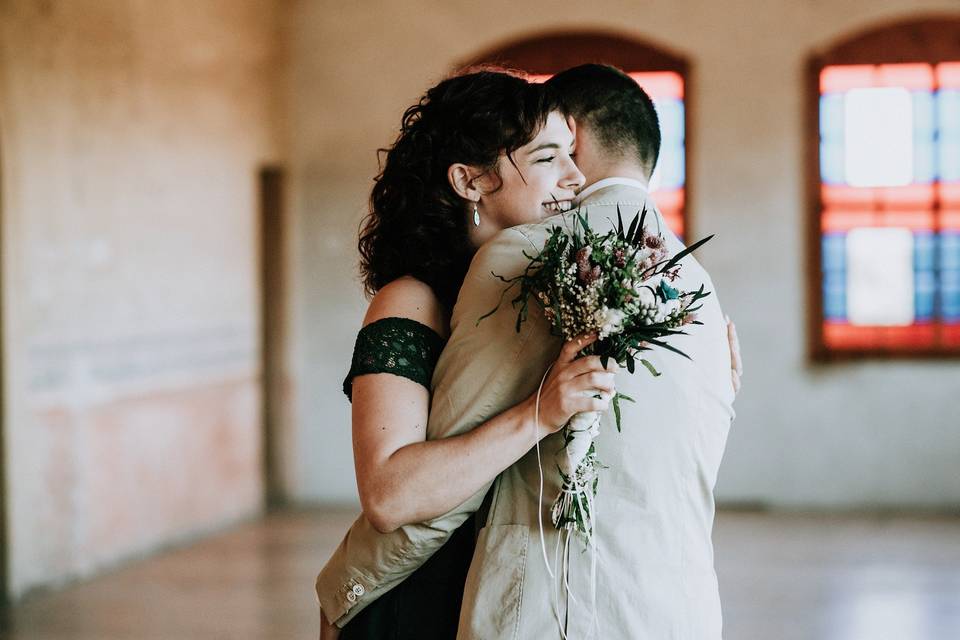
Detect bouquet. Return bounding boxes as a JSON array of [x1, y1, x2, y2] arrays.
[[482, 206, 713, 542]]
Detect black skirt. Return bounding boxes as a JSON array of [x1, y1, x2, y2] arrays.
[[339, 513, 477, 640]]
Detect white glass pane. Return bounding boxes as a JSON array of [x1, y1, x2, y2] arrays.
[[846, 227, 914, 326], [844, 88, 914, 187]]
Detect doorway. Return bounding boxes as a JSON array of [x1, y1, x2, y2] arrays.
[[258, 166, 288, 508]]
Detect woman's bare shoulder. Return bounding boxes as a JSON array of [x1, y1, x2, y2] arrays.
[[363, 276, 448, 338]]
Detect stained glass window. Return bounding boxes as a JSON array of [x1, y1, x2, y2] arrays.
[[817, 61, 960, 353]]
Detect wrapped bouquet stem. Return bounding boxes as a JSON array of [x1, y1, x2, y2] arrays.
[[551, 412, 601, 534]]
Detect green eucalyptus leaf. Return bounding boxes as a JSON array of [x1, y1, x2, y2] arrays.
[[640, 359, 661, 377]]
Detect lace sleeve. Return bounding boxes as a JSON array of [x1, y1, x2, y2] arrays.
[[342, 317, 446, 401]]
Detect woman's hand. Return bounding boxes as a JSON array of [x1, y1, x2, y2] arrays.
[[530, 334, 617, 438], [726, 316, 743, 395]]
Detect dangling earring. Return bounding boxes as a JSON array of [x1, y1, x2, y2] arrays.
[[473, 203, 481, 227]]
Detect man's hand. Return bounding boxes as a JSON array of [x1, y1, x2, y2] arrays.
[[726, 316, 743, 395], [319, 609, 340, 640]]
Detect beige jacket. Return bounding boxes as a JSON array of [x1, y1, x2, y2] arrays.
[[316, 183, 735, 638]]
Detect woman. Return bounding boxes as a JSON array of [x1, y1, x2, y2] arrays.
[[319, 69, 616, 639]]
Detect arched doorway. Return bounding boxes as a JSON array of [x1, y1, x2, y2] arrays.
[[465, 31, 692, 239]]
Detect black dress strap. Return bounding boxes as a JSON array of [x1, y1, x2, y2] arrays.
[[343, 317, 446, 401]]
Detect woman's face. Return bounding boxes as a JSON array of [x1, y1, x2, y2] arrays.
[[470, 111, 585, 246]]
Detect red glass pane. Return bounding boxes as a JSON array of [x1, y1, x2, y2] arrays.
[[942, 324, 960, 347], [822, 185, 877, 208], [820, 65, 875, 93], [878, 63, 935, 90], [876, 209, 935, 230], [821, 209, 877, 233], [653, 187, 684, 210], [823, 322, 878, 349], [941, 183, 960, 206], [937, 62, 960, 89], [942, 209, 960, 231], [659, 207, 684, 238], [877, 184, 936, 208], [628, 71, 684, 100], [877, 324, 936, 348], [824, 323, 938, 350]]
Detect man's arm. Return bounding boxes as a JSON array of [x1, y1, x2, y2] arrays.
[[315, 227, 555, 626]]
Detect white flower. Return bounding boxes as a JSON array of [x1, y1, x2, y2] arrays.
[[653, 298, 681, 324], [635, 283, 657, 308], [594, 306, 626, 338]]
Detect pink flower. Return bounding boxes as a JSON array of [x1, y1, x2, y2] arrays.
[[576, 246, 596, 284], [644, 235, 664, 250]]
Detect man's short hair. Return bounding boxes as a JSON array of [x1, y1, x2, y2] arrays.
[[547, 64, 661, 177]]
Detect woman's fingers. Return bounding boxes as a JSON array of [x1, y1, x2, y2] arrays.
[[570, 371, 616, 395], [576, 393, 613, 414], [558, 333, 598, 364], [726, 316, 743, 377], [561, 355, 606, 379], [726, 316, 743, 396]]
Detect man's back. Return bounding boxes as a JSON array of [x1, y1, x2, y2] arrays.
[[430, 183, 734, 639]]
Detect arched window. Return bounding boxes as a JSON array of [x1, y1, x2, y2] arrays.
[[807, 17, 960, 359], [468, 32, 690, 239]]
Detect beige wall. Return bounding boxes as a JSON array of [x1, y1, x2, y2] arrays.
[[285, 1, 960, 508], [0, 0, 282, 597]]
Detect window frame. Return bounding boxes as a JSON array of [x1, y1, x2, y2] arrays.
[[806, 17, 960, 361]]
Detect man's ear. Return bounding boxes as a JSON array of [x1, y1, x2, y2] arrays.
[[447, 163, 485, 202]]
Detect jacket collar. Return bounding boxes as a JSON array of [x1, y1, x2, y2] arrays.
[[576, 177, 649, 204]]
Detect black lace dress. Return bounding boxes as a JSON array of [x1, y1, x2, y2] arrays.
[[340, 317, 477, 640]]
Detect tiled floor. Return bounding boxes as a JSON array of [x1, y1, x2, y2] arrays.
[[2, 509, 959, 639]]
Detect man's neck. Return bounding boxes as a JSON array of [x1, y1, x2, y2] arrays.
[[583, 163, 648, 191], [581, 162, 650, 193], [578, 164, 650, 202]]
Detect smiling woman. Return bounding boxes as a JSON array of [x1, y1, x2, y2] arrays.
[[317, 68, 614, 640], [452, 111, 584, 247]]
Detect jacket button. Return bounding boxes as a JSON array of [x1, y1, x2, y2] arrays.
[[346, 591, 357, 603], [352, 583, 365, 596]]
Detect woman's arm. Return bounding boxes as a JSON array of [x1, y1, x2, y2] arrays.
[[353, 277, 614, 534]]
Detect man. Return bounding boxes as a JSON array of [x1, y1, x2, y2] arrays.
[[318, 64, 739, 638]]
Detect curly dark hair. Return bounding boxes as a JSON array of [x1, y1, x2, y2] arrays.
[[359, 68, 559, 310]]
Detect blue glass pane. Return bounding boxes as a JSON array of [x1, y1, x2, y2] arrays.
[[822, 234, 846, 272], [821, 141, 845, 184], [940, 233, 960, 271], [914, 139, 936, 183], [915, 233, 936, 270], [940, 141, 960, 181], [912, 91, 936, 137], [940, 270, 960, 321], [657, 144, 685, 190], [823, 272, 846, 320], [820, 94, 844, 140], [655, 98, 685, 143], [915, 271, 936, 321], [939, 90, 960, 134]]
